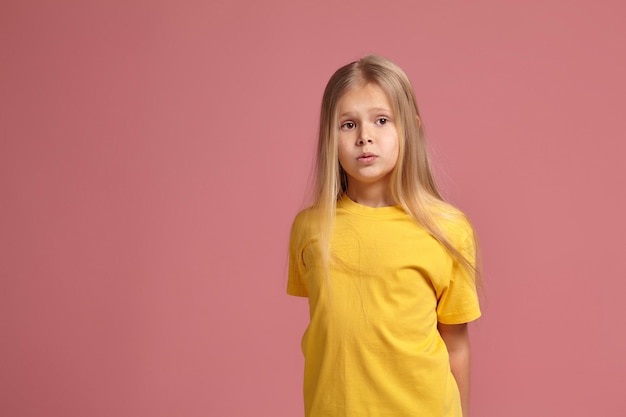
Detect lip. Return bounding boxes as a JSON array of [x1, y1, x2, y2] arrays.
[[356, 153, 377, 164]]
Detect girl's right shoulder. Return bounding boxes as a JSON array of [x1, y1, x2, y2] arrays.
[[290, 207, 320, 236]]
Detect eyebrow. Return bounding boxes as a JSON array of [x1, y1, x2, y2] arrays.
[[338, 108, 392, 118]]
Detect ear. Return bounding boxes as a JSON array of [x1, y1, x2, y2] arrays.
[[416, 115, 422, 129]]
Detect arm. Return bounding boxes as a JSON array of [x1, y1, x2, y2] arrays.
[[438, 322, 472, 417]]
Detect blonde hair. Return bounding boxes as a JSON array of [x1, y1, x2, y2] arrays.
[[311, 54, 478, 279]]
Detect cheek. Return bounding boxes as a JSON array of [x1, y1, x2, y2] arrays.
[[390, 138, 401, 165], [337, 152, 348, 169], [337, 141, 350, 166]]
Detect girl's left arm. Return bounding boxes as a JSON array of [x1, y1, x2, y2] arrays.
[[438, 322, 471, 417]]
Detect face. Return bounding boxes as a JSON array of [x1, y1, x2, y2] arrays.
[[336, 83, 399, 196]]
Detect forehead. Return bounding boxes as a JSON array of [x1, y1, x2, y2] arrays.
[[336, 82, 393, 114]]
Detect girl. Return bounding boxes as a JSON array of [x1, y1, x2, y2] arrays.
[[287, 55, 481, 417]]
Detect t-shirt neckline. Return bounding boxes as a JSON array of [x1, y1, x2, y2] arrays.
[[338, 194, 404, 218]]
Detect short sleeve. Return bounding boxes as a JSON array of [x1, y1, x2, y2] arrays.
[[287, 211, 310, 297], [436, 218, 481, 324]]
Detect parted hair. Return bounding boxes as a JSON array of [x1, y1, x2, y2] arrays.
[[311, 54, 478, 279]]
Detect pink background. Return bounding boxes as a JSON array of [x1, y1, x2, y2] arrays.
[[2, 1, 625, 416]]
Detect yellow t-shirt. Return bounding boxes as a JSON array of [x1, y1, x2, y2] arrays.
[[288, 195, 481, 417]]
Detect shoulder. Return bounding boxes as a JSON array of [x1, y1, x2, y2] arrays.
[[430, 202, 475, 248], [291, 207, 317, 230], [289, 207, 320, 243]]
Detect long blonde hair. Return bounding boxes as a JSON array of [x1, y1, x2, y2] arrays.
[[312, 55, 478, 278]]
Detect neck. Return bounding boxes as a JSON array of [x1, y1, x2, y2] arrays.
[[346, 181, 396, 208]]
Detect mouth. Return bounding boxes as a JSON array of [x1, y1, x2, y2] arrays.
[[357, 153, 377, 163]]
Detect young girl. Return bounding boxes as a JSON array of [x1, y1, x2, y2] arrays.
[[287, 55, 481, 417]]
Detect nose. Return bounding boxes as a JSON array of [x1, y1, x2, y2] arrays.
[[357, 127, 374, 145]]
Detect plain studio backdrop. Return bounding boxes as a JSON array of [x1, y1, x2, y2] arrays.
[[1, 1, 625, 416]]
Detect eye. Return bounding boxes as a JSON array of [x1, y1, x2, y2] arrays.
[[340, 121, 356, 130], [376, 117, 389, 126]]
